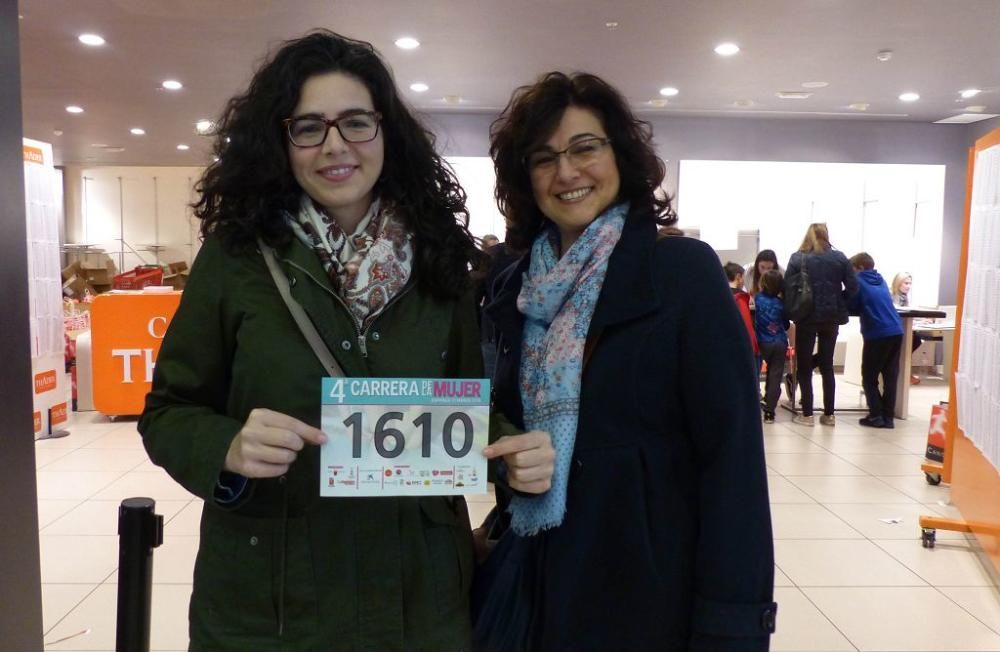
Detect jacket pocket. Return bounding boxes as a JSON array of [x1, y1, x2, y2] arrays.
[[190, 509, 279, 640], [419, 497, 473, 615]]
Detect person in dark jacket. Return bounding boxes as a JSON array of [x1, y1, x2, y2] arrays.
[[138, 31, 553, 651], [478, 71, 775, 651], [785, 223, 858, 426], [755, 269, 790, 423], [849, 253, 904, 428]]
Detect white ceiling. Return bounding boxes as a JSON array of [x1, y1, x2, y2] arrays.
[[17, 0, 1000, 167]]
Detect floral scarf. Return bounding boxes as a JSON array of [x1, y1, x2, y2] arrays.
[[509, 202, 628, 535], [289, 195, 413, 331]]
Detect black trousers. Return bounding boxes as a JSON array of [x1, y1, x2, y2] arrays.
[[759, 341, 787, 413], [862, 335, 902, 422], [795, 322, 839, 416]]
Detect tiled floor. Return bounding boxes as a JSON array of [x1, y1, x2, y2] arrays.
[[34, 377, 1000, 651]]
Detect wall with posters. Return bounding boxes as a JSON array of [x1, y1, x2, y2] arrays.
[[23, 138, 69, 438]]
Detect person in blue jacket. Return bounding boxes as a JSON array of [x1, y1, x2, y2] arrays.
[[754, 269, 790, 423], [848, 252, 904, 428]]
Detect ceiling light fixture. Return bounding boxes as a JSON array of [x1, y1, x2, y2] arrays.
[[195, 119, 214, 134], [659, 87, 679, 97], [395, 37, 420, 50], [648, 99, 669, 107], [899, 92, 920, 102], [965, 105, 987, 113], [801, 81, 828, 89], [848, 102, 870, 111], [53, 130, 63, 136], [777, 91, 813, 100], [130, 127, 145, 135], [605, 21, 619, 29], [65, 105, 84, 113], [733, 99, 754, 108], [177, 144, 190, 151], [960, 89, 982, 99], [78, 34, 105, 46], [715, 42, 740, 56], [410, 82, 429, 93], [876, 50, 893, 62], [443, 95, 462, 105], [161, 80, 183, 90]]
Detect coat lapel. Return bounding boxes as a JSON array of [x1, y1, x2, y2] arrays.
[[586, 208, 661, 341], [274, 237, 370, 377]]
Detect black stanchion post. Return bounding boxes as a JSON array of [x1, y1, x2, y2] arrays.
[[116, 497, 163, 652]]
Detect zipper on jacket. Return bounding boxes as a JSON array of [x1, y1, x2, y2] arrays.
[[284, 257, 415, 359], [276, 475, 288, 636]]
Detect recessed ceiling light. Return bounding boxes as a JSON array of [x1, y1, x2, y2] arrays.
[[960, 89, 982, 99], [801, 81, 828, 89], [648, 99, 669, 107], [659, 87, 679, 97], [410, 82, 429, 93], [934, 113, 1000, 124], [777, 91, 813, 100], [130, 127, 145, 135], [78, 34, 105, 46], [876, 50, 893, 62], [90, 143, 108, 148], [733, 99, 754, 108], [443, 95, 462, 105], [195, 119, 215, 134], [965, 105, 987, 113], [65, 105, 84, 113], [848, 102, 870, 111], [105, 147, 126, 153], [899, 92, 920, 102], [395, 37, 420, 50], [161, 80, 183, 90], [714, 42, 740, 56], [177, 144, 190, 151], [605, 21, 619, 29], [53, 130, 63, 136]]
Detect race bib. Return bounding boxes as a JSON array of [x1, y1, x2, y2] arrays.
[[319, 378, 489, 497]]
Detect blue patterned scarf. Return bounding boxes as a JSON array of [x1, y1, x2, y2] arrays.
[[509, 203, 628, 535]]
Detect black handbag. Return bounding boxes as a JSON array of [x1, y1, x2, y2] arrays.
[[785, 253, 814, 321], [470, 517, 537, 652]]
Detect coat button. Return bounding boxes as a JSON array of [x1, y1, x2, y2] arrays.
[[760, 605, 777, 633], [341, 340, 352, 350], [289, 275, 297, 287], [249, 536, 258, 546], [440, 351, 447, 360], [371, 332, 380, 342]]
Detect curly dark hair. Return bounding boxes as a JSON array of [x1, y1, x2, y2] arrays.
[[193, 30, 481, 299], [489, 72, 676, 251]]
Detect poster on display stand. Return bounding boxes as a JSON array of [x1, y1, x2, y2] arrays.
[[23, 138, 70, 440]]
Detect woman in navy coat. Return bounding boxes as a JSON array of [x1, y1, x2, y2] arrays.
[[479, 72, 776, 651]]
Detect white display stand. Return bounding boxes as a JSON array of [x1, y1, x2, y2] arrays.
[[23, 138, 69, 439]]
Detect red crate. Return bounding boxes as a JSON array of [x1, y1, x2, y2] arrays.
[[113, 266, 163, 290]]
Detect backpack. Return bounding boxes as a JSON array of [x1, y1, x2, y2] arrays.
[[786, 253, 814, 321]]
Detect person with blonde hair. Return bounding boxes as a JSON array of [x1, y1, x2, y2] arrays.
[[890, 271, 923, 383], [784, 223, 858, 426]]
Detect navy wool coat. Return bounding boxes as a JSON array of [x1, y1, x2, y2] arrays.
[[486, 209, 777, 651]]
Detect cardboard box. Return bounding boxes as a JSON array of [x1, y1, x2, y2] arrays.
[[162, 260, 189, 290], [83, 261, 116, 286], [80, 252, 114, 270], [62, 261, 83, 282], [62, 274, 96, 299]]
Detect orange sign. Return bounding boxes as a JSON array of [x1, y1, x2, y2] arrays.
[[22, 145, 44, 165], [33, 411, 42, 433], [34, 370, 57, 394], [91, 292, 182, 416], [50, 402, 68, 425]]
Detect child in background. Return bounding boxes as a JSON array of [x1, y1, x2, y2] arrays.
[[754, 269, 789, 423], [725, 261, 760, 362], [849, 253, 904, 428]]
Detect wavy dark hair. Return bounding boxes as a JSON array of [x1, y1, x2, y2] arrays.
[[489, 72, 676, 251], [193, 30, 481, 298]]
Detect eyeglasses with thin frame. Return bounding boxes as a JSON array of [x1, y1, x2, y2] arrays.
[[524, 137, 613, 173], [283, 111, 382, 147]]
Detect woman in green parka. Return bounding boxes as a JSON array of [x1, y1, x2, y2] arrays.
[[139, 31, 554, 651]]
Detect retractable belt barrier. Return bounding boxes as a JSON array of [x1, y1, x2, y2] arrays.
[[116, 497, 163, 652]]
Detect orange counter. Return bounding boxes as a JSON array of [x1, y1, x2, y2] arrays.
[[90, 291, 181, 416]]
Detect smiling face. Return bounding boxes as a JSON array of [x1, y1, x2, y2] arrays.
[[528, 105, 620, 253], [287, 72, 385, 231]]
